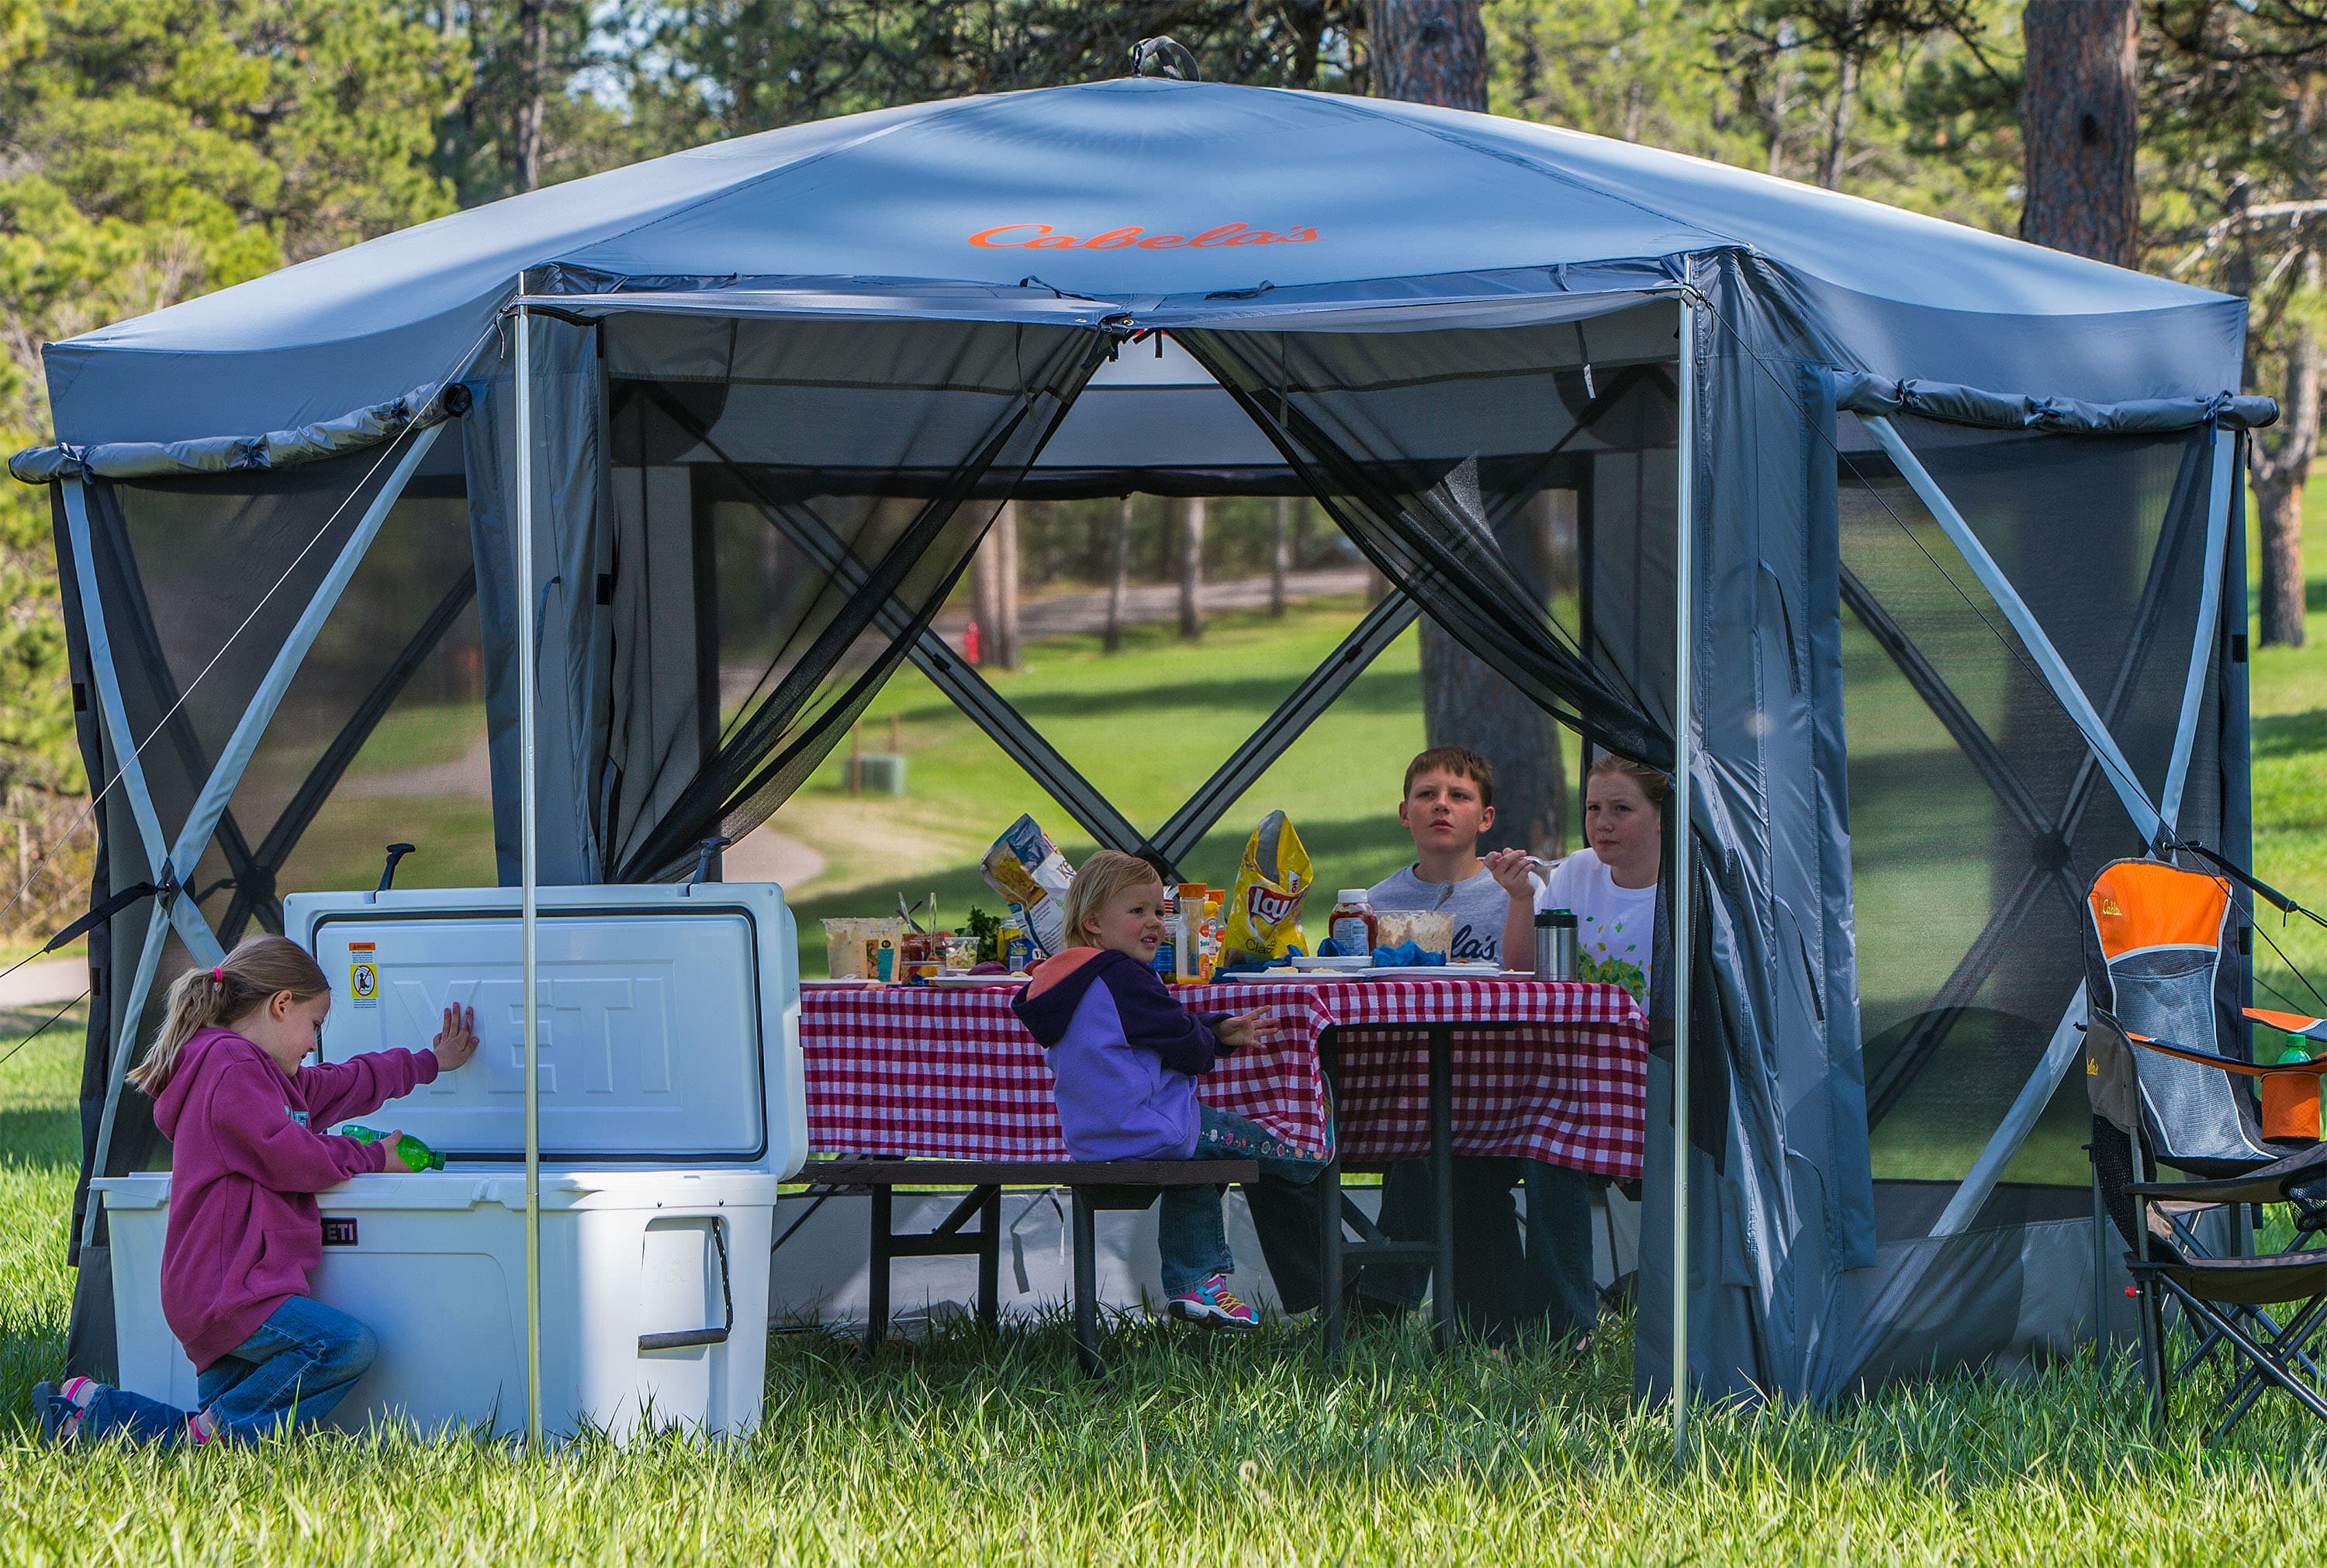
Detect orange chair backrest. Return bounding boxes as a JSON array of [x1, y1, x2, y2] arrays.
[[2087, 859, 2232, 965]]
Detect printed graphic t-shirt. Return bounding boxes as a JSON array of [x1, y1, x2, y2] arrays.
[[1367, 865, 1511, 966], [1534, 851, 1658, 1005]]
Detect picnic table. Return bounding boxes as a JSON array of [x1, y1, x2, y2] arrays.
[[797, 975, 1650, 1349]]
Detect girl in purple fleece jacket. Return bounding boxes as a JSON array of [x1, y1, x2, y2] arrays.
[[35, 934, 476, 1446], [1013, 851, 1326, 1328]]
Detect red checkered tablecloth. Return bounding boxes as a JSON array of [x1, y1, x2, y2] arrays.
[[800, 977, 1648, 1179]]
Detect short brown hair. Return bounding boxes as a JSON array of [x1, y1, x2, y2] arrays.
[[1588, 751, 1669, 813], [1402, 747, 1495, 810], [1062, 849, 1167, 947]]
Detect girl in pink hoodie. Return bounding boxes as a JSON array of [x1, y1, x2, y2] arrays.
[[35, 934, 476, 1446]]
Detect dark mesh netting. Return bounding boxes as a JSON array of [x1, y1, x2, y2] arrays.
[[1171, 303, 1676, 769], [462, 309, 1114, 884], [1841, 417, 2222, 1192], [63, 436, 482, 1229]]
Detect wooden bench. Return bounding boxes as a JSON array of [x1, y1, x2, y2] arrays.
[[797, 1159, 1260, 1374]]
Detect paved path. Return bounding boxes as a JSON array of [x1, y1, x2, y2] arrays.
[[0, 955, 88, 1009]]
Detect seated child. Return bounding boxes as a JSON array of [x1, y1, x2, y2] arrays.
[[1013, 850, 1326, 1328], [36, 934, 477, 1445]]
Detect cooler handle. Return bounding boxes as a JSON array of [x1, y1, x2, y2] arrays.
[[638, 1217, 734, 1352]]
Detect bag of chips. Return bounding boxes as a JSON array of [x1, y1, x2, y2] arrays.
[[979, 813, 1077, 958], [1224, 811, 1313, 965]]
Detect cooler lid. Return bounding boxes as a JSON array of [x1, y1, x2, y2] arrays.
[[286, 884, 801, 1170]]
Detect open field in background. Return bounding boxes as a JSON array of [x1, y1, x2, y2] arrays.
[[14, 1016, 2327, 1563]]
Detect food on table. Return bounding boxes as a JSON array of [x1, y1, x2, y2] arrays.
[[980, 813, 1076, 957], [1375, 909, 1454, 958], [1224, 810, 1313, 966], [822, 916, 906, 979], [1328, 889, 1379, 956]]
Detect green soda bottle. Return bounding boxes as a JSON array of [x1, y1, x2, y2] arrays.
[[341, 1124, 446, 1172]]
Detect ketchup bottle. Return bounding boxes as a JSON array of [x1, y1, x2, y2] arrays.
[[1329, 889, 1378, 956]]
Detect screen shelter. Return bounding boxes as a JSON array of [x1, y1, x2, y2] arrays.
[[12, 75, 2273, 1414]]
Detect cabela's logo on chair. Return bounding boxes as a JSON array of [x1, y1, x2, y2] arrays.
[[967, 222, 1321, 250]]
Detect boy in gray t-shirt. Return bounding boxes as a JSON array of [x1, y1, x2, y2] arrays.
[[1348, 746, 1528, 1340], [1364, 751, 1517, 966]]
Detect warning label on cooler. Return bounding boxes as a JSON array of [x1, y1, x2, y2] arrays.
[[348, 942, 379, 1009]]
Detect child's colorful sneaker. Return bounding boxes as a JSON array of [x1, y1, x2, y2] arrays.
[[33, 1377, 96, 1446], [1167, 1273, 1259, 1329]]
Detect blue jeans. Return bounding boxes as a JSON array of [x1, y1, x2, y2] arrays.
[[70, 1296, 377, 1445], [1157, 1106, 1328, 1298], [1520, 1161, 1599, 1341]]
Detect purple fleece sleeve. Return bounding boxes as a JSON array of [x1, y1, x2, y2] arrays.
[[209, 1059, 391, 1190], [1101, 962, 1228, 1076], [298, 1048, 440, 1131]]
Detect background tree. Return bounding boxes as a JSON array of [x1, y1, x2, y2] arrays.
[[2020, 0, 2138, 264]]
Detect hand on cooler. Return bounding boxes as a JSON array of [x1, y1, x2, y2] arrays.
[[430, 1003, 479, 1072]]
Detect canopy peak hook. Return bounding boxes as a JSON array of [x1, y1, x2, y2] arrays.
[[1130, 36, 1200, 81]]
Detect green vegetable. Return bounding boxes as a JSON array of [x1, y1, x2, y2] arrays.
[[964, 904, 1003, 965]]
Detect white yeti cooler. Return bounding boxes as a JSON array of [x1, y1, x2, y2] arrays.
[[96, 882, 804, 1441]]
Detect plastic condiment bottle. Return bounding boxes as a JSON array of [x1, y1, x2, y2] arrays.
[[341, 1125, 446, 1172], [1329, 889, 1379, 956], [1176, 883, 1208, 983]]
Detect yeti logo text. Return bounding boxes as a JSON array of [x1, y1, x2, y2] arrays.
[[967, 223, 1320, 251], [1246, 886, 1299, 927]]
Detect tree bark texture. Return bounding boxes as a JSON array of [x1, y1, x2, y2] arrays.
[[971, 501, 1022, 668], [1176, 496, 1206, 640], [1368, 0, 1487, 111], [2253, 264, 2320, 648], [516, 0, 549, 192], [2019, 0, 2139, 267]]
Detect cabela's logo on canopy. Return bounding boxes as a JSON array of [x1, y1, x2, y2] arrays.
[[968, 222, 1320, 250]]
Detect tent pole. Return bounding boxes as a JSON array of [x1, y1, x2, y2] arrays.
[[2159, 427, 2236, 834], [1670, 293, 1696, 1454], [514, 300, 544, 1450]]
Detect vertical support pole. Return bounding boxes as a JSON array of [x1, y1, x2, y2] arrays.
[[1429, 1024, 1457, 1350], [515, 301, 544, 1449], [1670, 293, 1697, 1455]]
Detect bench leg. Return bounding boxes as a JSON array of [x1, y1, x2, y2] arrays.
[[866, 1184, 893, 1358], [1072, 1188, 1101, 1377], [978, 1188, 1001, 1335]]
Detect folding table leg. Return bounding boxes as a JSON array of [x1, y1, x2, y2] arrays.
[[1320, 1148, 1346, 1356], [1428, 1024, 1456, 1351], [977, 1188, 1001, 1335], [1072, 1189, 1101, 1377], [866, 1185, 893, 1358]]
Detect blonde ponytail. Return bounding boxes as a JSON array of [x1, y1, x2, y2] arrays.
[[128, 934, 330, 1096]]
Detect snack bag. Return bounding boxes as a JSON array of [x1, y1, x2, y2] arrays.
[[980, 813, 1077, 958], [1224, 811, 1313, 965]]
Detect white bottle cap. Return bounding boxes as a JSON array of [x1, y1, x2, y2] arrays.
[[1337, 889, 1369, 903]]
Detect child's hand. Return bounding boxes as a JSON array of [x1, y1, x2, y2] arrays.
[[1215, 1009, 1278, 1052], [1483, 848, 1540, 899], [430, 1004, 479, 1072]]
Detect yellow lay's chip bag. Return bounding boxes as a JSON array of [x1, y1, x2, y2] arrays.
[[1225, 811, 1312, 965]]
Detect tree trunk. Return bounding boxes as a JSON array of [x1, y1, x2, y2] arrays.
[[1105, 496, 1132, 654], [994, 499, 1022, 668], [1817, 46, 1859, 191], [516, 0, 548, 192], [1270, 496, 1291, 616], [2019, 0, 2139, 266], [972, 502, 1022, 669], [1176, 496, 1206, 640], [1368, 0, 1488, 111], [2255, 271, 2321, 648]]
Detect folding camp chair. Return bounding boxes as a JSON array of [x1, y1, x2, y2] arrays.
[[2083, 857, 2327, 1433]]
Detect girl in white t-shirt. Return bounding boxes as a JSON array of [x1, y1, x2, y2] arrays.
[[1489, 753, 1663, 1002], [1483, 752, 1666, 1348]]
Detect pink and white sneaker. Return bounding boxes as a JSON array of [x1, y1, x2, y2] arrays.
[[1167, 1273, 1259, 1330]]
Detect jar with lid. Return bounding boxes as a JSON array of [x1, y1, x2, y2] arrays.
[[1328, 889, 1378, 956]]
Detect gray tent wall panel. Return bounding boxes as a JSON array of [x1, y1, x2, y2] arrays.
[[465, 316, 611, 886]]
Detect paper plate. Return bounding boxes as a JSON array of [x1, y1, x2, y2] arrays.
[[1289, 954, 1368, 971], [927, 972, 1032, 988]]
